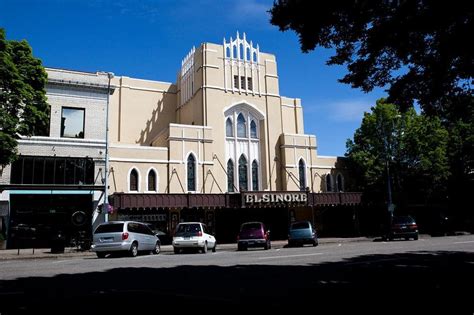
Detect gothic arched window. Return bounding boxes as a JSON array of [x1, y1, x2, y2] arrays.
[[250, 120, 257, 138], [147, 169, 156, 191], [238, 155, 248, 191], [326, 174, 333, 192], [130, 169, 138, 192], [226, 118, 233, 137], [252, 160, 259, 191], [237, 113, 247, 138]]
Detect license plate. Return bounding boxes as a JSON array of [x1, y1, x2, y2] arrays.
[[101, 237, 113, 243], [184, 236, 190, 240]]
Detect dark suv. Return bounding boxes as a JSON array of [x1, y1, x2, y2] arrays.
[[237, 222, 271, 251], [387, 216, 419, 241]]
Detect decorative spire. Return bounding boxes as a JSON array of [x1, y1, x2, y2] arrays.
[[223, 32, 259, 63]]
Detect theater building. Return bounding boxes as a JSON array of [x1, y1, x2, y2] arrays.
[[0, 33, 361, 246], [105, 33, 360, 241]]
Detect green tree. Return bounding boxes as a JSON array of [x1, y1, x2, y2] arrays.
[[0, 28, 49, 168], [270, 0, 473, 116], [346, 99, 449, 207]]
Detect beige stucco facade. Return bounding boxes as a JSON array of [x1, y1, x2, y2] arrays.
[[103, 33, 348, 196]]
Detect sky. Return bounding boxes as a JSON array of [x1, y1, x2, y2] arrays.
[[0, 0, 387, 156]]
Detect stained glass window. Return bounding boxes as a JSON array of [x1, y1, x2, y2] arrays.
[[238, 155, 248, 191], [187, 154, 196, 191]]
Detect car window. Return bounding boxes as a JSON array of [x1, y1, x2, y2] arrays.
[[176, 223, 201, 234], [95, 223, 124, 234], [128, 222, 140, 233], [393, 216, 415, 224], [241, 223, 262, 230], [291, 222, 310, 230]]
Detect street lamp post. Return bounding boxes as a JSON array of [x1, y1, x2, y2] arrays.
[[378, 113, 400, 234], [103, 72, 114, 222]]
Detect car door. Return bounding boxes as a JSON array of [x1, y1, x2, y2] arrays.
[[202, 224, 216, 248]]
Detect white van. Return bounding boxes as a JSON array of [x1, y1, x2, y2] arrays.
[[91, 221, 161, 258]]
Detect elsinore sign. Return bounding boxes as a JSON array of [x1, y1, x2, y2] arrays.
[[243, 192, 308, 206]]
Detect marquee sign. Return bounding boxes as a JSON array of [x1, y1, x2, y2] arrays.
[[243, 192, 308, 205]]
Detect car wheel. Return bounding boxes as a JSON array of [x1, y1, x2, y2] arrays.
[[202, 242, 208, 254], [212, 243, 216, 252], [173, 247, 180, 254], [414, 235, 419, 240], [129, 242, 138, 257], [152, 242, 161, 255], [313, 240, 318, 247], [96, 252, 106, 258]]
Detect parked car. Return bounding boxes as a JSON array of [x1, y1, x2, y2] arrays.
[[288, 220, 318, 247], [172, 222, 216, 254], [237, 222, 271, 251], [144, 223, 172, 245], [387, 216, 419, 241], [91, 221, 161, 258]]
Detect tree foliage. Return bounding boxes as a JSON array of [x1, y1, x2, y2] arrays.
[[270, 0, 473, 116], [0, 28, 49, 168], [346, 99, 449, 206]]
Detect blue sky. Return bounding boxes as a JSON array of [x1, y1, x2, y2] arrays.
[[1, 0, 386, 156]]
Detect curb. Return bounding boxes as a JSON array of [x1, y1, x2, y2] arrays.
[[0, 237, 377, 261]]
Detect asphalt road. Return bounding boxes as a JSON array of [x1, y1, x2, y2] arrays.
[[1, 235, 473, 313]]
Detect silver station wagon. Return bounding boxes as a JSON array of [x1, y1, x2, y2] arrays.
[[91, 221, 161, 258]]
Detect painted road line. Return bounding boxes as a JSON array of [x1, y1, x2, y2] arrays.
[[258, 253, 324, 260]]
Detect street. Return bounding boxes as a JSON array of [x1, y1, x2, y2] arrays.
[[1, 235, 473, 312]]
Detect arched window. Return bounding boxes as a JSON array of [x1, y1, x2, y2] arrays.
[[147, 169, 156, 191], [252, 160, 259, 191], [337, 173, 344, 192], [187, 154, 196, 192], [326, 174, 333, 192], [226, 118, 233, 137], [130, 169, 138, 192], [238, 155, 248, 191], [227, 159, 234, 192], [299, 159, 306, 191], [250, 120, 257, 138], [237, 113, 247, 138]]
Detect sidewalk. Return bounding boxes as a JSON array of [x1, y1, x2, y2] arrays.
[[0, 236, 375, 261]]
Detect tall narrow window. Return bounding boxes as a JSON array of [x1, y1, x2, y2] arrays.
[[237, 113, 247, 138], [247, 77, 253, 91], [250, 120, 257, 138], [226, 118, 233, 137], [233, 75, 239, 89], [130, 169, 138, 192], [240, 76, 246, 90], [252, 160, 259, 191], [299, 159, 306, 191], [187, 154, 196, 191], [148, 169, 156, 191], [337, 174, 344, 192], [61, 107, 85, 138], [227, 159, 234, 192], [238, 155, 248, 191], [326, 174, 332, 192]]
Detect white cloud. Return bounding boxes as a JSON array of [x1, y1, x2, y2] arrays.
[[324, 99, 374, 122]]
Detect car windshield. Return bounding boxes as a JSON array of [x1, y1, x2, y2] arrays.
[[393, 216, 415, 224], [95, 223, 124, 234], [291, 222, 310, 230], [241, 223, 262, 230]]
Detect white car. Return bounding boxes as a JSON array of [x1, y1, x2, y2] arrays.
[[172, 222, 216, 254]]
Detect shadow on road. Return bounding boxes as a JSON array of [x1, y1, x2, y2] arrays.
[[1, 251, 473, 313]]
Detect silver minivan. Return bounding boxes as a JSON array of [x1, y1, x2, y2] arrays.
[[91, 221, 161, 258]]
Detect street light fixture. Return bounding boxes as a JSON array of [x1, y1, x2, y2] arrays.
[[102, 71, 114, 222]]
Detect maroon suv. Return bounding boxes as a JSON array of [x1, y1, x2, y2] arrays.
[[237, 222, 271, 251]]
